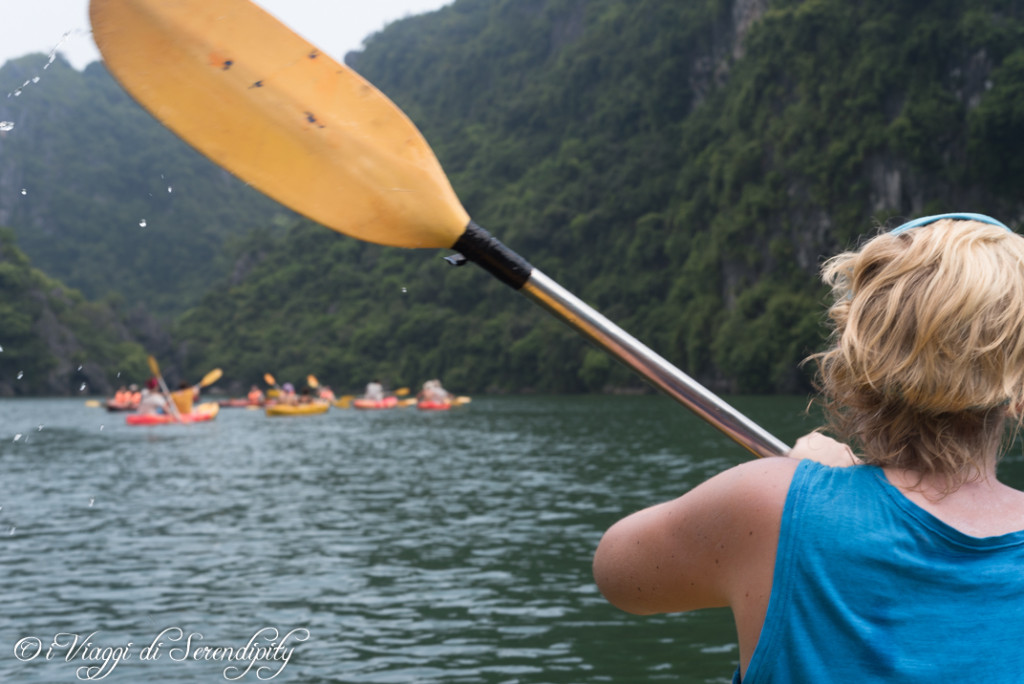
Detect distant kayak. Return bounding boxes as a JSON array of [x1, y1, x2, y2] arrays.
[[125, 402, 220, 426], [352, 396, 399, 410], [417, 400, 451, 411], [266, 401, 330, 417], [218, 398, 262, 408], [418, 396, 470, 411], [106, 399, 139, 412]]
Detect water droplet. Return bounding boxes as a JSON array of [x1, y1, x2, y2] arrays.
[[32, 76, 40, 84], [401, 287, 408, 293], [100, 425, 105, 431], [9, 527, 16, 536], [79, 383, 87, 392], [20, 189, 27, 196], [16, 371, 23, 380], [88, 498, 95, 507], [116, 372, 121, 378], [167, 186, 174, 194], [37, 425, 44, 432], [77, 365, 82, 371], [13, 434, 22, 442], [139, 219, 147, 228], [0, 345, 4, 352], [12, 89, 21, 97], [0, 121, 13, 132], [46, 37, 67, 67]]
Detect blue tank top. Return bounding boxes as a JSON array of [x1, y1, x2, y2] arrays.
[[737, 460, 1024, 683]]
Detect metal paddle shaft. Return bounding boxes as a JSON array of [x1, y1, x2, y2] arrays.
[[450, 222, 790, 459]]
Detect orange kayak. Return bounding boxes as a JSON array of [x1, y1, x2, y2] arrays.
[[353, 396, 398, 410], [106, 399, 139, 412]]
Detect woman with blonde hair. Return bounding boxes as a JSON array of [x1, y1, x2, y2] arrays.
[[594, 213, 1024, 682]]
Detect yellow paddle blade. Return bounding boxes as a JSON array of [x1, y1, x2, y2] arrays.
[[307, 374, 319, 389], [453, 396, 472, 406], [199, 368, 223, 387], [395, 387, 410, 396], [147, 355, 161, 377], [264, 373, 276, 386], [334, 395, 353, 409], [90, 0, 469, 249], [398, 397, 418, 407]]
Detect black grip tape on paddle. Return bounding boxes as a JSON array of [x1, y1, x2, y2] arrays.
[[447, 221, 533, 290]]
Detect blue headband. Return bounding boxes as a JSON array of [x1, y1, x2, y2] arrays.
[[889, 212, 1011, 235]]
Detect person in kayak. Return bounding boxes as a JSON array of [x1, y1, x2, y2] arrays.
[[247, 384, 265, 405], [419, 379, 451, 404], [593, 214, 1024, 683], [364, 379, 384, 401], [280, 382, 299, 405], [170, 381, 198, 415], [113, 385, 130, 404], [136, 378, 169, 415]]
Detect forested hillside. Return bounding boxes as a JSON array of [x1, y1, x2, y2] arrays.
[[0, 227, 149, 396], [0, 54, 290, 314], [6, 0, 1024, 396], [178, 0, 1024, 395]]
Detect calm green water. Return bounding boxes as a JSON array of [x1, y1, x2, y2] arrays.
[[2, 395, 1019, 683]]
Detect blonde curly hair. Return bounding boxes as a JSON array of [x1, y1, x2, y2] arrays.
[[809, 217, 1024, 486]]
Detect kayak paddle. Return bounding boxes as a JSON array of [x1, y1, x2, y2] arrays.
[[91, 0, 789, 458], [198, 368, 223, 389], [147, 354, 183, 422]]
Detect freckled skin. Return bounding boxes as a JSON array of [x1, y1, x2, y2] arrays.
[[593, 457, 799, 676]]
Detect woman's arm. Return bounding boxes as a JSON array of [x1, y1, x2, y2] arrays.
[[592, 457, 798, 616]]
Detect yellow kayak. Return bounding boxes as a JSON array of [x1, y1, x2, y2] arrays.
[[265, 401, 330, 417]]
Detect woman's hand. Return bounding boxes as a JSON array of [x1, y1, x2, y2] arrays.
[[788, 432, 861, 467]]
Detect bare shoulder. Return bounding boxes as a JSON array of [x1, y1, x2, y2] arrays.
[[677, 457, 800, 533], [704, 456, 802, 501], [789, 432, 861, 466], [593, 457, 798, 616]]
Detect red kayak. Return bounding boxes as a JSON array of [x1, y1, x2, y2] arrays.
[[417, 400, 451, 411], [218, 398, 262, 408], [126, 402, 220, 426], [352, 396, 399, 410]]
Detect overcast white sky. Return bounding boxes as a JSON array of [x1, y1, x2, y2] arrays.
[[0, 0, 454, 70]]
